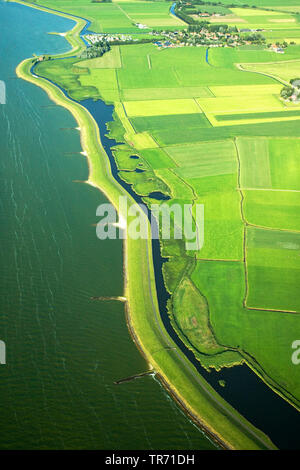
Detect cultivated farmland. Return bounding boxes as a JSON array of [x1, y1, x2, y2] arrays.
[[32, 0, 300, 448]]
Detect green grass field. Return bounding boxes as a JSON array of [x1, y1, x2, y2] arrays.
[[165, 140, 237, 177], [244, 189, 300, 231], [237, 137, 300, 190], [246, 227, 300, 312], [191, 259, 300, 406], [220, 0, 300, 7], [124, 98, 201, 117], [242, 59, 300, 82]]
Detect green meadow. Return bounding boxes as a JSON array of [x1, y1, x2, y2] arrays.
[[244, 189, 300, 232], [246, 227, 300, 312], [28, 0, 300, 448], [216, 0, 300, 8], [191, 259, 299, 408]]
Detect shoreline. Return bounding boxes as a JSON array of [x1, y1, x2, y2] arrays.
[[14, 0, 279, 450]]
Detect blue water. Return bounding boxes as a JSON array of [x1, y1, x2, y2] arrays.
[[170, 3, 177, 17], [206, 48, 210, 64]]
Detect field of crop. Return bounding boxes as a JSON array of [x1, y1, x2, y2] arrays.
[[237, 137, 272, 189], [116, 1, 184, 27], [191, 259, 299, 406], [216, 110, 300, 121], [237, 137, 300, 190], [194, 191, 243, 260], [243, 190, 300, 231], [198, 94, 284, 114], [165, 140, 236, 176], [221, 0, 300, 7], [32, 0, 300, 439], [131, 113, 211, 134], [122, 86, 213, 101], [190, 4, 231, 15], [209, 46, 300, 67], [242, 59, 300, 83], [124, 98, 201, 117], [210, 84, 283, 97], [186, 4, 300, 31], [105, 42, 300, 404], [264, 29, 300, 44], [246, 227, 300, 312]]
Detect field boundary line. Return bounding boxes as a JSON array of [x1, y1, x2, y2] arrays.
[[115, 68, 122, 100], [162, 136, 235, 149], [246, 221, 300, 234], [245, 305, 300, 315], [118, 45, 123, 69], [193, 98, 205, 114], [236, 62, 289, 87], [233, 137, 250, 308], [196, 258, 242, 262], [172, 67, 182, 86], [171, 168, 197, 200], [160, 149, 180, 168], [207, 86, 216, 98], [240, 349, 300, 411], [234, 140, 300, 313], [115, 3, 133, 22]]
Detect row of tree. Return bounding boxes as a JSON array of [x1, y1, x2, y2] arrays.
[[280, 79, 300, 100]]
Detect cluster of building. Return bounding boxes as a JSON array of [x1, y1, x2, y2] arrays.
[[269, 44, 285, 54], [153, 29, 262, 49], [289, 92, 300, 102]]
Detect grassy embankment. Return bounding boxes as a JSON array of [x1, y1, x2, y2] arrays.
[[14, 0, 279, 450]]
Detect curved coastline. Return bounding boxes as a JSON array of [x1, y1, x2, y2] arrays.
[[13, 0, 282, 450]]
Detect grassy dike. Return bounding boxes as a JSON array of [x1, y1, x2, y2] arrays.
[[15, 2, 277, 450]]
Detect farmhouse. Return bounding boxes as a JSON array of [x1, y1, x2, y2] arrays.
[[271, 44, 285, 53]]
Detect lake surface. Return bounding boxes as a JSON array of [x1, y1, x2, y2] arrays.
[[0, 1, 216, 450]]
